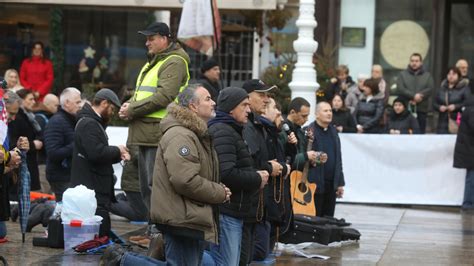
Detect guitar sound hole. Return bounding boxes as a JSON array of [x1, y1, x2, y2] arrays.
[[298, 183, 308, 193]]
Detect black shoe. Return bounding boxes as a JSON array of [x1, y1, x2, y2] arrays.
[[100, 244, 127, 266]]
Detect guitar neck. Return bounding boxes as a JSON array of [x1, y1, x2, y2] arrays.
[[302, 129, 314, 182]]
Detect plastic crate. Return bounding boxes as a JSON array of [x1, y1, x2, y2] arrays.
[[63, 220, 100, 251]]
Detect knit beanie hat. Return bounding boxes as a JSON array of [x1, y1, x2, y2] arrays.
[[201, 58, 219, 73], [216, 87, 248, 113], [393, 96, 408, 109]]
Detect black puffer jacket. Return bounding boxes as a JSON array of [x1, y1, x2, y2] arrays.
[[385, 109, 420, 134], [355, 93, 385, 133], [208, 111, 261, 219], [433, 79, 470, 134], [70, 103, 121, 205], [454, 94, 474, 170], [44, 108, 76, 182]]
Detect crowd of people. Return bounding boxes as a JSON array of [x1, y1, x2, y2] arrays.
[[0, 20, 472, 266], [320, 54, 472, 135]]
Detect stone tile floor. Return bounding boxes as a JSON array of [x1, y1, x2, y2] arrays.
[[0, 203, 472, 265]]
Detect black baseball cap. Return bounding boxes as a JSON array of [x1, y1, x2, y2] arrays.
[[138, 22, 171, 37], [242, 79, 278, 94]]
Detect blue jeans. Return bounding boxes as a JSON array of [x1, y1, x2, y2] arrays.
[[463, 169, 474, 209], [121, 252, 166, 266], [203, 214, 243, 266], [0, 221, 6, 238], [122, 233, 204, 266]]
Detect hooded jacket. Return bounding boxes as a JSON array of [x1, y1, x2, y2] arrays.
[[70, 103, 122, 204], [150, 103, 226, 243], [208, 111, 262, 220], [128, 42, 190, 146], [396, 66, 434, 113]]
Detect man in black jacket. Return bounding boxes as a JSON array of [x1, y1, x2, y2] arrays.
[[207, 87, 269, 266], [44, 87, 82, 201], [197, 58, 221, 102], [70, 89, 130, 237], [241, 79, 280, 264]]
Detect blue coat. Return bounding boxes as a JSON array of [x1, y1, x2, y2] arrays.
[[44, 108, 76, 182]]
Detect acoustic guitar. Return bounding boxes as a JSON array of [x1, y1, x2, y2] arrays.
[[289, 128, 317, 217]]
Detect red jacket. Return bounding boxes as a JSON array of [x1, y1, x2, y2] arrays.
[[20, 56, 54, 101]]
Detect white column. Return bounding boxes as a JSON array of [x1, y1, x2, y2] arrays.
[[154, 10, 170, 25], [252, 29, 261, 79], [289, 0, 319, 123]]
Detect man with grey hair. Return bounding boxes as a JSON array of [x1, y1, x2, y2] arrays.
[[102, 84, 231, 265], [43, 87, 82, 201]]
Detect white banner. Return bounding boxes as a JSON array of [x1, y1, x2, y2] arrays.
[[107, 127, 466, 206], [338, 134, 465, 206]]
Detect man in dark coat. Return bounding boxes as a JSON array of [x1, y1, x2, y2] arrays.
[[454, 91, 474, 212], [207, 87, 269, 266], [396, 53, 434, 134], [44, 87, 82, 201], [241, 79, 279, 264], [308, 102, 345, 217], [197, 58, 221, 102], [70, 89, 130, 237]]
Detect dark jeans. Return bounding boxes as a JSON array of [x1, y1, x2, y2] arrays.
[[252, 222, 271, 261], [48, 181, 69, 202], [416, 111, 427, 134], [315, 180, 337, 217], [121, 233, 204, 266], [463, 169, 474, 209], [0, 221, 6, 238], [110, 191, 147, 222], [204, 214, 243, 266], [240, 222, 256, 266], [138, 146, 157, 212]]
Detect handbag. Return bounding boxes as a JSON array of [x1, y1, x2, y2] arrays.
[[445, 92, 459, 134]]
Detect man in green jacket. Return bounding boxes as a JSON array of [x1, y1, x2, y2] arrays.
[[119, 22, 190, 211], [396, 53, 434, 133], [102, 84, 231, 265]]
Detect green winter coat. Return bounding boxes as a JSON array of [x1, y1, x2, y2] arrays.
[[127, 43, 190, 146], [150, 103, 226, 243], [396, 67, 434, 113]]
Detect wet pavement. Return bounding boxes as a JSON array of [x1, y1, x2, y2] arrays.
[[0, 204, 473, 265]]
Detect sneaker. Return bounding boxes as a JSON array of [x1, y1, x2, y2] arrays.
[[129, 234, 149, 244], [136, 238, 151, 249], [146, 233, 165, 260], [100, 244, 127, 266]]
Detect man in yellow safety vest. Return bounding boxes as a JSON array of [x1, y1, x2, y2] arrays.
[[119, 22, 190, 215]]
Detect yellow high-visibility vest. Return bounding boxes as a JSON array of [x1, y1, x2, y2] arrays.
[[133, 54, 189, 118]]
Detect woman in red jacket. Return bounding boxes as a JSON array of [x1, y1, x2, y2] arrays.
[[19, 41, 54, 102]]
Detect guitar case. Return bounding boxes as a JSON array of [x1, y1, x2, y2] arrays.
[[280, 214, 360, 245]]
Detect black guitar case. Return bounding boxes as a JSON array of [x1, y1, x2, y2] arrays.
[[280, 214, 360, 245]]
